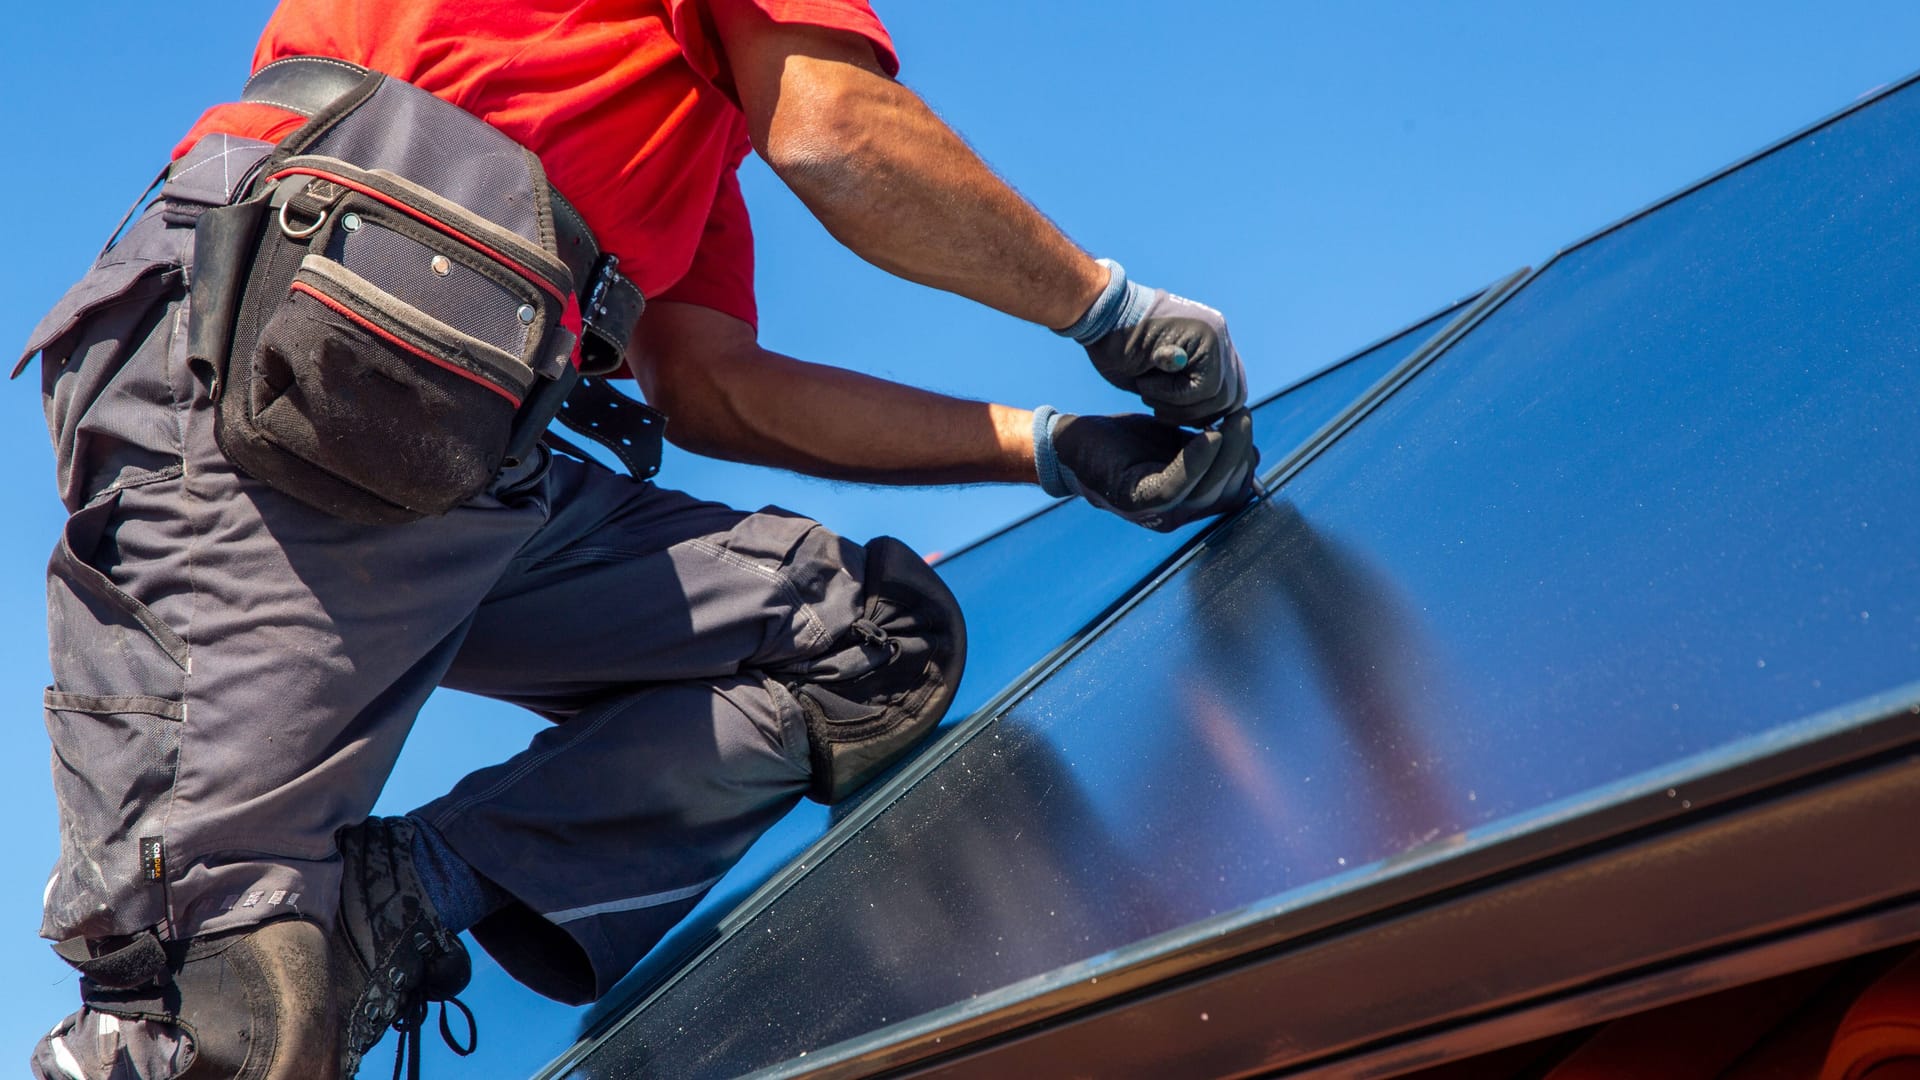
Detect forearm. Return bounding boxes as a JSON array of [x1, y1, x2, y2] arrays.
[[638, 304, 1034, 485], [677, 349, 1034, 484]]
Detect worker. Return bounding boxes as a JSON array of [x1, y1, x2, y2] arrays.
[[20, 2, 1257, 1077]]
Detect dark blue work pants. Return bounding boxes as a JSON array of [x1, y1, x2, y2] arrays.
[[25, 136, 867, 1009]]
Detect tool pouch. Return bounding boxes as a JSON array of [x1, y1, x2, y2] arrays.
[[191, 67, 647, 525]]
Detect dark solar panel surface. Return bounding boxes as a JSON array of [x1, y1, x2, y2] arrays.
[[531, 296, 1476, 1070], [551, 73, 1920, 1078], [932, 300, 1470, 726]]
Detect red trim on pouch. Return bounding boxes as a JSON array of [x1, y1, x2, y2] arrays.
[[272, 167, 566, 301], [288, 280, 523, 406]]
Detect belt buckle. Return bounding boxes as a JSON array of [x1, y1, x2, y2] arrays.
[[584, 254, 623, 324]]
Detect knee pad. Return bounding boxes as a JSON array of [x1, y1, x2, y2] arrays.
[[791, 536, 967, 804]]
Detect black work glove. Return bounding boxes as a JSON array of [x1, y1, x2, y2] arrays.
[[1057, 259, 1248, 426], [1033, 406, 1259, 532]]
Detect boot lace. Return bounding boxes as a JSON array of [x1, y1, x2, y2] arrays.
[[389, 995, 477, 1080]]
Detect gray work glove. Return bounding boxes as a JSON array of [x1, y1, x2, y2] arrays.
[[1057, 259, 1248, 426], [1033, 406, 1258, 532]]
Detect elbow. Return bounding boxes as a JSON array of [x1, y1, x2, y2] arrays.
[[764, 135, 860, 199], [759, 60, 884, 197], [645, 370, 714, 455], [641, 350, 748, 459], [643, 358, 702, 439], [630, 300, 764, 458]]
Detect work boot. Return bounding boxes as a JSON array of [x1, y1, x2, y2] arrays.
[[32, 918, 335, 1080], [789, 536, 968, 804], [331, 817, 476, 1079]]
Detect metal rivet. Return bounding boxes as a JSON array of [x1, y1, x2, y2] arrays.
[[430, 255, 452, 276], [341, 213, 362, 232], [516, 304, 536, 325]]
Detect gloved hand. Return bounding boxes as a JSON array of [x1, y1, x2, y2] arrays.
[[1033, 406, 1259, 532], [1058, 259, 1247, 426]]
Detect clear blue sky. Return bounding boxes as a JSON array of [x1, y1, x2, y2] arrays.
[[5, 1, 1919, 1074]]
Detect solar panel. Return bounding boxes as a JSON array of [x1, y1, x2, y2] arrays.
[[933, 296, 1478, 732], [527, 286, 1484, 1074], [544, 69, 1920, 1080]]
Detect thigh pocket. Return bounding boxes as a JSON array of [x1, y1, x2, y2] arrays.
[[41, 690, 183, 940], [48, 486, 190, 698], [42, 486, 190, 939]]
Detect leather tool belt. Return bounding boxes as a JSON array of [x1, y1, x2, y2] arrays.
[[190, 57, 664, 524]]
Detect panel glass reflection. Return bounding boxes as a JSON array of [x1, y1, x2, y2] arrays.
[[560, 77, 1920, 1079], [529, 297, 1473, 1073], [934, 300, 1466, 724]]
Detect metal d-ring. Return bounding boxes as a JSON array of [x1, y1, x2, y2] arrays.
[[278, 199, 328, 240]]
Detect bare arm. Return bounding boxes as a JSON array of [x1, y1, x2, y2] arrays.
[[626, 15, 1254, 518], [634, 300, 1036, 485], [712, 9, 1109, 331], [630, 15, 1147, 486]]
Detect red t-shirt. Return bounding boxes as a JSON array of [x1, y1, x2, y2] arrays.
[[177, 0, 899, 331]]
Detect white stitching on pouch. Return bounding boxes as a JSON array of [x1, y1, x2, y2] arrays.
[[239, 96, 310, 115], [252, 55, 364, 75], [168, 135, 256, 184]]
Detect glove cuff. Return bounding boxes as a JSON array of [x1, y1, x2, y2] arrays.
[[1031, 405, 1074, 498], [1057, 259, 1153, 344]]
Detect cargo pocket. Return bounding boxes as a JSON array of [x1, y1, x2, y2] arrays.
[[41, 485, 189, 943], [17, 211, 190, 509], [14, 255, 179, 379], [42, 691, 183, 943]]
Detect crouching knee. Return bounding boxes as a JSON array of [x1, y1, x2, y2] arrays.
[[785, 536, 967, 804]]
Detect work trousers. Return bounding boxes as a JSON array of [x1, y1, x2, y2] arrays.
[[27, 137, 869, 1007]]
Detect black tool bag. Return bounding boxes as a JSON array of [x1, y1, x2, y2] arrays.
[[190, 60, 659, 524]]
